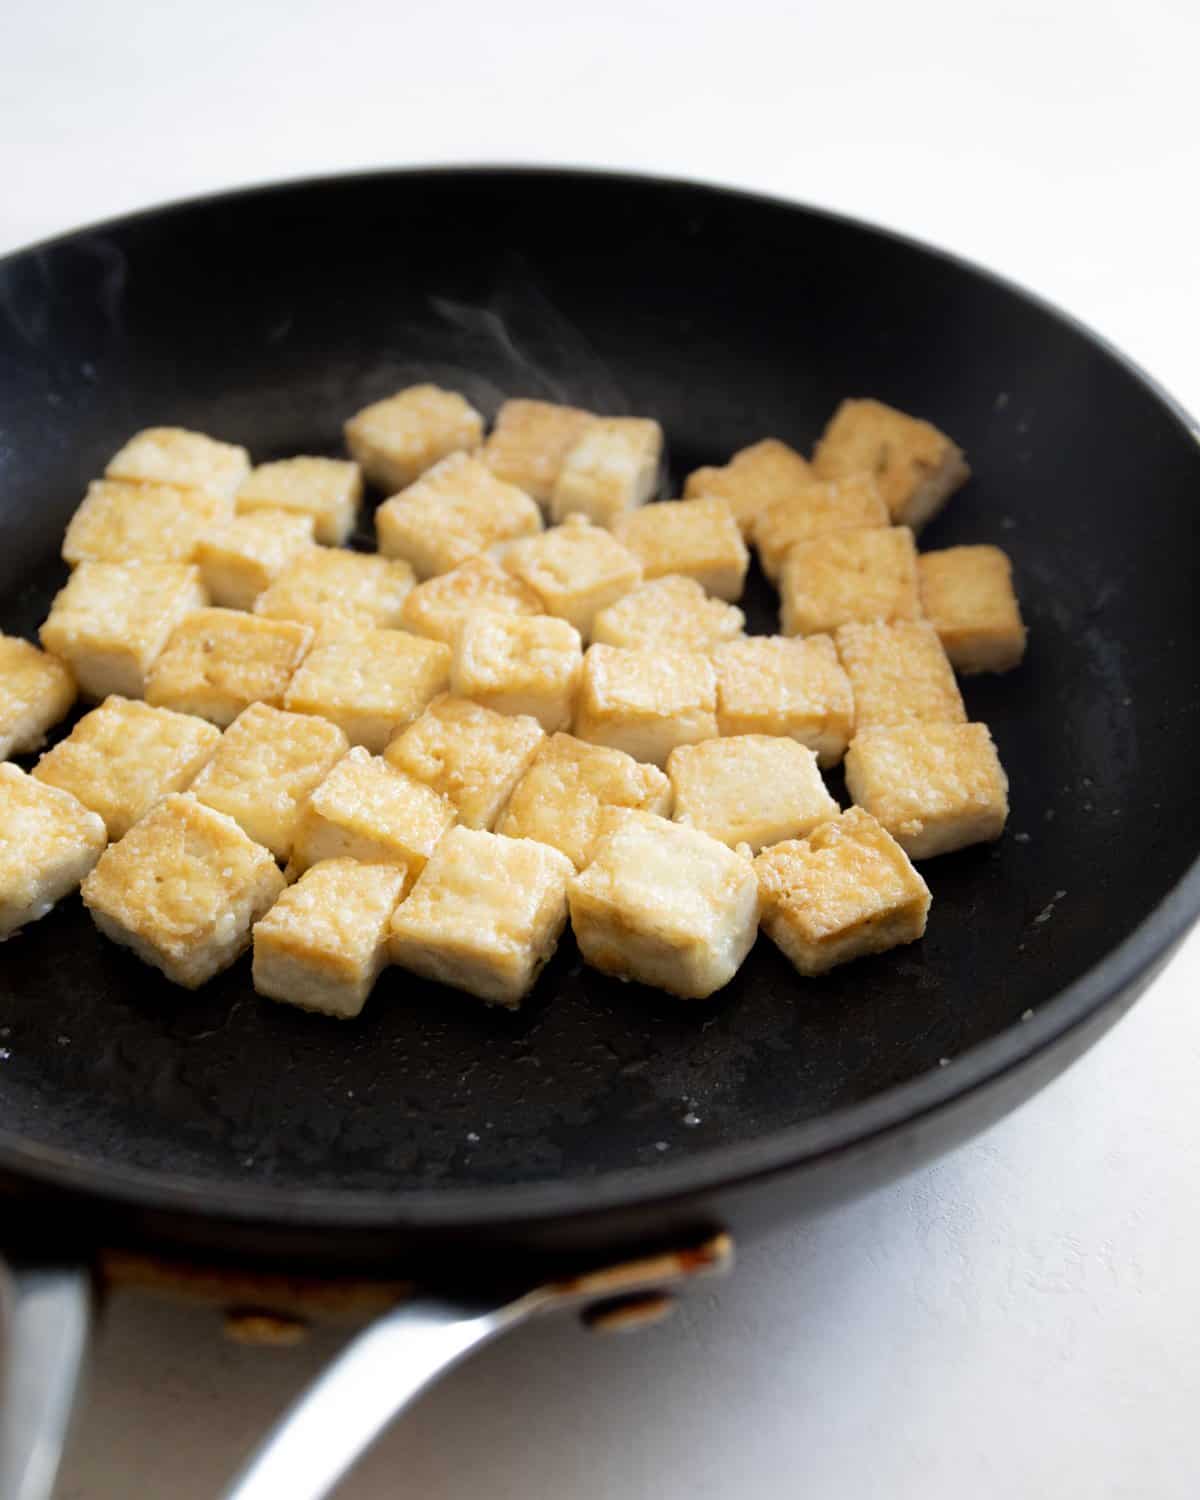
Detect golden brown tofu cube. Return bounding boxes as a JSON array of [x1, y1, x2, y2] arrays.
[[253, 549, 415, 635], [753, 474, 890, 579], [0, 635, 75, 758], [754, 806, 930, 976], [550, 416, 663, 525], [813, 399, 969, 530], [495, 731, 671, 869], [188, 702, 349, 861], [399, 555, 544, 645], [835, 620, 965, 731], [779, 526, 921, 637], [283, 629, 450, 753], [591, 574, 745, 651], [713, 634, 854, 766], [844, 722, 1009, 860], [0, 763, 107, 939], [105, 427, 251, 501], [385, 695, 544, 831], [195, 510, 317, 610], [33, 696, 220, 840], [917, 545, 1027, 674], [501, 514, 643, 638], [81, 793, 284, 988], [668, 736, 838, 853], [62, 480, 232, 567], [613, 496, 749, 601], [145, 608, 313, 727], [481, 398, 595, 506], [451, 612, 583, 733], [684, 437, 813, 537], [253, 859, 407, 1019], [40, 561, 208, 700], [235, 458, 363, 546], [574, 644, 718, 769], [344, 384, 484, 493]]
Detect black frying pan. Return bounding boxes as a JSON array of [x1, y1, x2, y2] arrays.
[[1, 167, 1198, 1495]]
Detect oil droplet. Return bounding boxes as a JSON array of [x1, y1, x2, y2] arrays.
[[0, 1048, 10, 1062], [466, 1131, 480, 1144], [654, 1141, 669, 1152], [682, 1112, 701, 1128]]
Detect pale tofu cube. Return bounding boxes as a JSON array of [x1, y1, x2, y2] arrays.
[[481, 398, 595, 506], [591, 575, 745, 652], [399, 555, 544, 645], [574, 644, 717, 769], [0, 635, 75, 758], [40, 562, 208, 700], [344, 384, 484, 493], [389, 825, 574, 1008], [235, 458, 363, 546], [844, 722, 1009, 859], [550, 416, 663, 525], [375, 452, 542, 579], [668, 736, 838, 853], [835, 621, 965, 731], [813, 399, 969, 529], [613, 496, 748, 601], [289, 746, 455, 885], [684, 437, 813, 537], [195, 510, 317, 610], [253, 858, 406, 1019], [283, 629, 450, 753], [917, 545, 1027, 674], [253, 549, 415, 634], [451, 612, 582, 733], [495, 731, 671, 869], [81, 793, 284, 988], [753, 474, 890, 579], [33, 696, 220, 840], [568, 808, 759, 999], [501, 514, 642, 638], [0, 764, 107, 939], [385, 695, 544, 831], [105, 427, 250, 501], [754, 806, 931, 976], [62, 480, 232, 567], [713, 635, 854, 766], [189, 703, 349, 861], [779, 526, 921, 637], [145, 608, 312, 727]]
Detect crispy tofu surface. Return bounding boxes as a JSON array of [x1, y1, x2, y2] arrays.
[[63, 480, 232, 567], [481, 398, 595, 505], [501, 514, 642, 638], [668, 735, 839, 852], [813, 398, 968, 529], [917, 544, 1027, 674], [253, 549, 414, 635], [0, 634, 76, 758], [399, 555, 543, 644], [779, 525, 921, 637], [0, 763, 107, 939], [613, 495, 748, 601], [713, 634, 853, 766], [145, 608, 313, 726], [684, 437, 814, 537], [550, 416, 663, 525], [235, 458, 363, 545], [105, 427, 250, 501], [591, 574, 745, 651], [344, 384, 484, 493], [835, 620, 965, 730], [574, 644, 718, 768], [451, 611, 583, 732]]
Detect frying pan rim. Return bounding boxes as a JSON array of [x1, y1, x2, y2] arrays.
[[1, 164, 1197, 1234]]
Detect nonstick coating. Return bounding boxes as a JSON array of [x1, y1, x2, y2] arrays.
[[0, 169, 1198, 1261]]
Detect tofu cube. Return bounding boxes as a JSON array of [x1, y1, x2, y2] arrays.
[[62, 480, 232, 567], [375, 451, 542, 579], [835, 620, 966, 731], [779, 526, 921, 637], [252, 858, 406, 1019], [105, 427, 250, 501], [813, 398, 969, 529], [0, 764, 107, 939], [235, 458, 363, 546], [917, 545, 1027, 674], [574, 644, 718, 768], [844, 722, 1009, 859], [0, 635, 75, 758], [385, 695, 544, 831], [389, 825, 574, 1008], [550, 416, 663, 525], [145, 608, 313, 727], [189, 702, 349, 860], [668, 736, 838, 853], [195, 510, 317, 610], [81, 793, 284, 987], [568, 808, 759, 999], [753, 474, 890, 579], [40, 561, 208, 700], [495, 731, 671, 869], [713, 634, 853, 766], [344, 384, 484, 493], [451, 612, 582, 733], [482, 398, 595, 505], [33, 696, 220, 840], [754, 806, 931, 976], [289, 746, 455, 886], [591, 574, 745, 652], [613, 496, 749, 601], [684, 437, 813, 537], [501, 514, 642, 638], [253, 549, 415, 635], [399, 555, 544, 645]]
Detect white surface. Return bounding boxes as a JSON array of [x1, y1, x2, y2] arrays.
[[2, 1, 1198, 1496]]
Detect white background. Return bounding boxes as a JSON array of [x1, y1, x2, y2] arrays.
[[3, 2, 1199, 1496]]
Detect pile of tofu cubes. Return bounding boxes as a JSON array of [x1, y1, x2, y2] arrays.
[[0, 386, 1025, 1018]]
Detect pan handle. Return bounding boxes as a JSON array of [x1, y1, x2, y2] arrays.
[[221, 1233, 732, 1500]]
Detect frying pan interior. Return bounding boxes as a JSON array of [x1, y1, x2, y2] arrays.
[[0, 169, 1197, 1222]]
